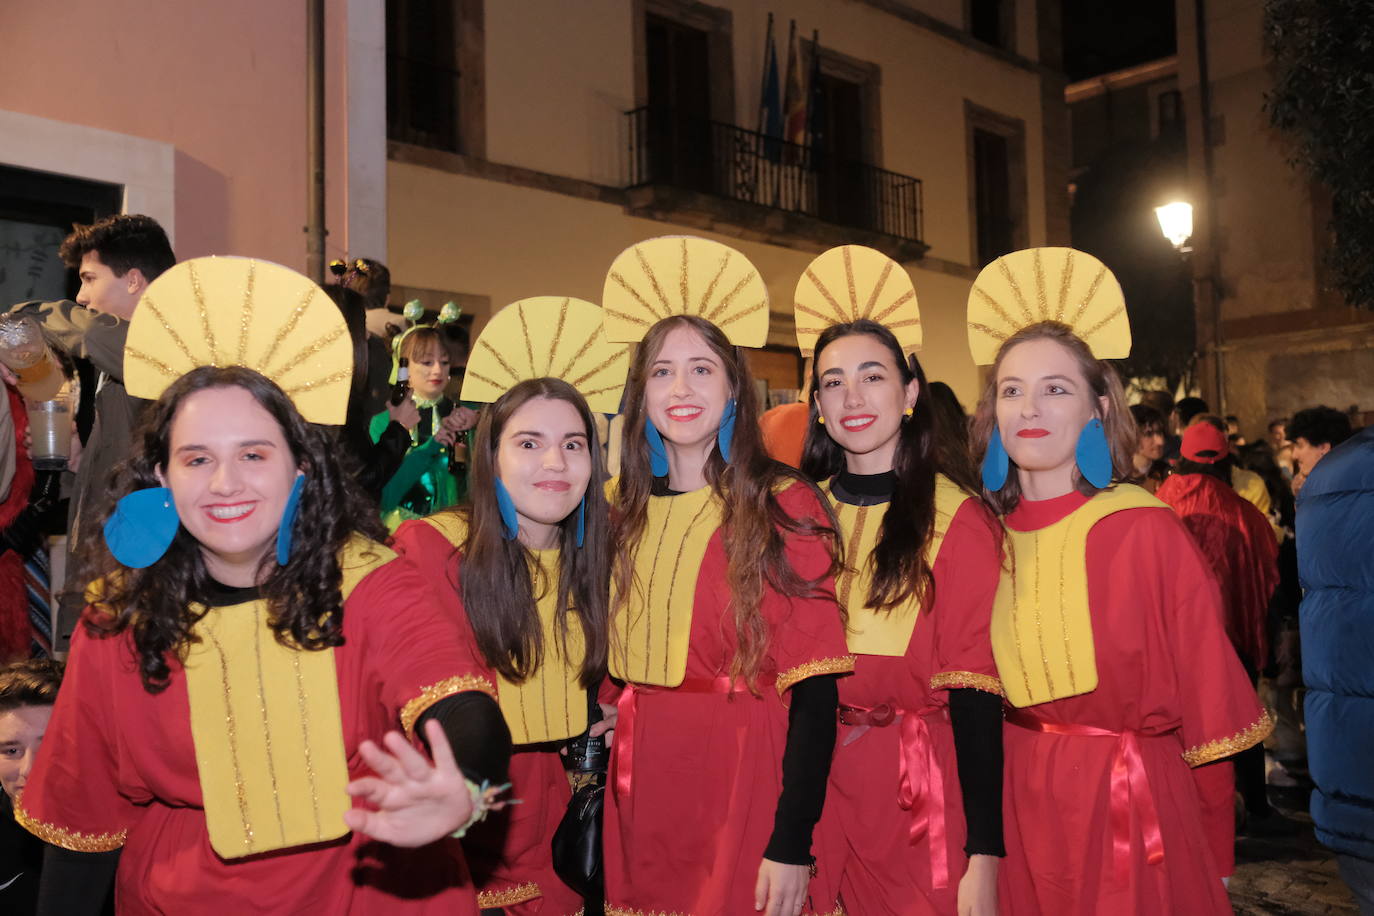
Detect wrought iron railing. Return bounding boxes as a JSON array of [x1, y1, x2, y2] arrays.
[[625, 105, 923, 244], [387, 53, 462, 153]]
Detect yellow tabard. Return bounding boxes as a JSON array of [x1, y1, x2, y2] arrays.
[[421, 514, 588, 745], [829, 474, 972, 656], [991, 484, 1168, 708], [609, 483, 724, 687], [183, 535, 394, 859]]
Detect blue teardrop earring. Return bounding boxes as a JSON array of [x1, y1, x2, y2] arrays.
[[1075, 417, 1113, 489], [494, 478, 520, 540], [575, 496, 586, 548], [104, 486, 181, 569], [644, 419, 669, 477], [717, 398, 738, 462], [981, 425, 1011, 491], [276, 475, 306, 565]]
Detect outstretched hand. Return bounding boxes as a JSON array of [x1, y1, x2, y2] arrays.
[[343, 719, 474, 847]]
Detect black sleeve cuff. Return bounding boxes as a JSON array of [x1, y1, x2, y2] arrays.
[[417, 690, 513, 786]]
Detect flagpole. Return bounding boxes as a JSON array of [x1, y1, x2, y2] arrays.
[[757, 12, 775, 137]]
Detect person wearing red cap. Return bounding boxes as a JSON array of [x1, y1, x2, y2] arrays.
[[1156, 421, 1287, 867]]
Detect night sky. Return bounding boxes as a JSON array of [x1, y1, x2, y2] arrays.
[[1062, 0, 1177, 82]]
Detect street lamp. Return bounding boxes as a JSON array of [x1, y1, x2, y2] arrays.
[[1155, 201, 1193, 252]]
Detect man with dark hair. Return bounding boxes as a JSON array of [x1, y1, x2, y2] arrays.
[[1288, 405, 1354, 479], [56, 214, 175, 319], [4, 214, 175, 652]]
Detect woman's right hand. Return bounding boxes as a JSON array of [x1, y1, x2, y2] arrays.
[[389, 398, 420, 431]]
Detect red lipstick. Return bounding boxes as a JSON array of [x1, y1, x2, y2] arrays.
[[1016, 428, 1051, 438]]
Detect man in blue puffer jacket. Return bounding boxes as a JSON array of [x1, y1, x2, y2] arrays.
[[1298, 422, 1374, 914]]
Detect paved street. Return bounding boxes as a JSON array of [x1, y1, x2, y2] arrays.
[[1229, 785, 1359, 915]]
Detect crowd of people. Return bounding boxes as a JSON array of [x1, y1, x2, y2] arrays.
[[0, 215, 1368, 916]]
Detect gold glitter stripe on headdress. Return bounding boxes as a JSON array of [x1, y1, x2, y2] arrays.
[[602, 237, 770, 347], [122, 257, 354, 424], [792, 246, 922, 356], [966, 247, 1130, 366], [462, 296, 630, 413]]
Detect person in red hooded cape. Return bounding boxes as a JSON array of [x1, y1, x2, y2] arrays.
[[1156, 421, 1285, 852]]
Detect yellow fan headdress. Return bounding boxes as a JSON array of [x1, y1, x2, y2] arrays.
[[462, 296, 630, 413], [966, 247, 1130, 366], [602, 236, 769, 347], [123, 257, 352, 424], [793, 245, 921, 357]]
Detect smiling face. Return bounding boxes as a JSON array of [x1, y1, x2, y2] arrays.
[[0, 704, 52, 798], [643, 323, 732, 457], [496, 395, 593, 549], [406, 337, 452, 403], [994, 337, 1107, 493], [160, 385, 302, 586], [813, 332, 918, 474]]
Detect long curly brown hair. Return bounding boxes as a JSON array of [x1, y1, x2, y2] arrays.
[[76, 367, 388, 693], [612, 316, 841, 693]]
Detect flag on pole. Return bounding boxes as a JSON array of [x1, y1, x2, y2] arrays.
[[783, 20, 807, 146], [759, 13, 783, 161], [806, 29, 823, 157]]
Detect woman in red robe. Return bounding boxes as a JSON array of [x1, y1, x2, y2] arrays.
[[391, 295, 629, 915], [598, 237, 852, 916], [17, 260, 508, 914], [966, 248, 1271, 915], [791, 244, 1005, 916]]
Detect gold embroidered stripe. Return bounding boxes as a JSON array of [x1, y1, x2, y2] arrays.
[[829, 475, 970, 657], [14, 799, 125, 852], [777, 655, 857, 695], [930, 671, 1005, 696], [400, 674, 499, 738], [1182, 711, 1275, 767], [610, 486, 722, 687], [477, 882, 541, 907], [991, 485, 1167, 708]]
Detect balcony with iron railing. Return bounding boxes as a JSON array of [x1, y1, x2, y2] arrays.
[[625, 105, 927, 259]]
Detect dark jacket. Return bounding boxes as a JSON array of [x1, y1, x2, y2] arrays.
[[7, 301, 146, 650], [1298, 425, 1374, 861]]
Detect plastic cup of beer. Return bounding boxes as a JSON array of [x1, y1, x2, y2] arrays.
[[0, 316, 63, 401], [28, 394, 73, 471]]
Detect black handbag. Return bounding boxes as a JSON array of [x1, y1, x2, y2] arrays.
[[551, 693, 608, 900]]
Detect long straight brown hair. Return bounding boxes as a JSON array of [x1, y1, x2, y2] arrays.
[[612, 315, 840, 692], [969, 321, 1139, 516], [456, 378, 610, 687]]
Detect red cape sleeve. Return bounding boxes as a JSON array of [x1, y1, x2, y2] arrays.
[[1141, 510, 1273, 765], [770, 482, 854, 695], [929, 498, 1005, 697], [16, 623, 136, 851], [349, 551, 496, 739]]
